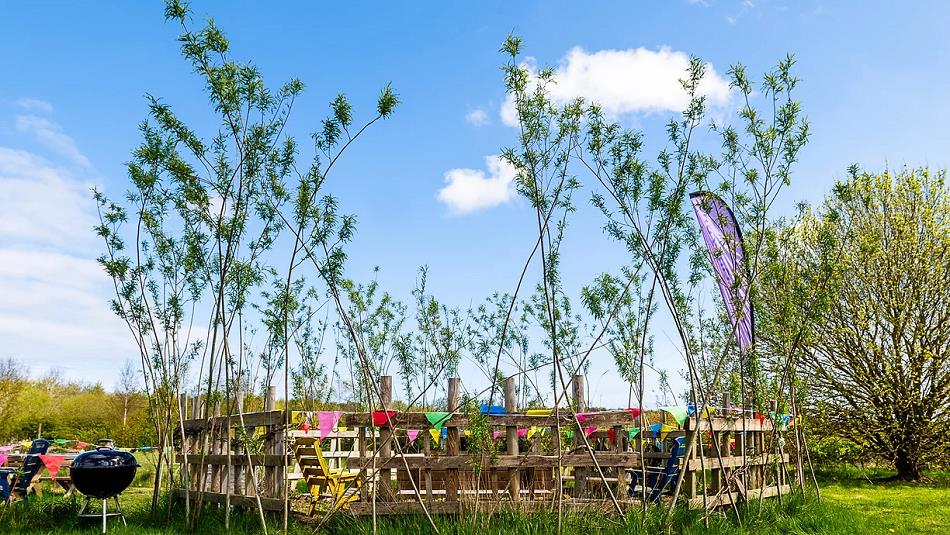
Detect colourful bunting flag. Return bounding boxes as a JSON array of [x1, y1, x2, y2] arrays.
[[525, 408, 553, 417], [517, 428, 528, 438], [526, 427, 538, 440], [649, 423, 662, 436], [299, 422, 312, 433], [660, 424, 675, 441], [38, 455, 66, 480], [607, 429, 616, 444], [584, 427, 597, 437], [318, 411, 343, 440], [372, 410, 397, 426], [627, 428, 641, 440], [565, 430, 574, 440], [75, 441, 90, 450], [480, 404, 505, 415], [626, 408, 642, 419], [0, 454, 7, 467], [425, 412, 452, 429], [429, 428, 441, 444], [576, 413, 590, 423], [660, 406, 689, 426], [492, 431, 502, 441], [407, 429, 420, 443]]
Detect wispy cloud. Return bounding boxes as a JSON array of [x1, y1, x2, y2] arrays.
[[500, 46, 732, 127], [16, 98, 54, 114], [0, 107, 130, 386], [437, 155, 517, 215], [15, 113, 91, 168], [465, 108, 489, 127]]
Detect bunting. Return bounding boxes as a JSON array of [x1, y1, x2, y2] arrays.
[[38, 455, 66, 480], [428, 428, 441, 444], [0, 454, 7, 467], [626, 408, 642, 419], [525, 408, 553, 417], [372, 411, 397, 426], [425, 412, 452, 429], [627, 428, 641, 440], [407, 429, 420, 444], [480, 404, 505, 415], [660, 406, 689, 426], [318, 411, 343, 440], [517, 428, 528, 438]]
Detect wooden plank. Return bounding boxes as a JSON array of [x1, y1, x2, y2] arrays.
[[347, 453, 646, 470], [684, 418, 774, 432], [176, 454, 292, 467], [687, 484, 791, 509], [686, 454, 790, 471], [172, 489, 284, 511]]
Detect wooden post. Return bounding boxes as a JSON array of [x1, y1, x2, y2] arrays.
[[770, 399, 782, 489], [504, 376, 520, 502], [446, 377, 460, 502], [358, 425, 369, 501], [789, 381, 806, 492], [720, 392, 732, 494], [379, 376, 394, 501], [211, 401, 222, 493], [612, 421, 624, 499], [572, 374, 587, 499], [233, 390, 245, 496], [263, 386, 277, 497], [190, 396, 201, 492]]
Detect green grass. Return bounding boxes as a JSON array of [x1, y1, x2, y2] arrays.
[[0, 466, 946, 534], [818, 466, 950, 535]]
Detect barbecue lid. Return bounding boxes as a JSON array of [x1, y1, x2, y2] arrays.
[[71, 447, 140, 470]]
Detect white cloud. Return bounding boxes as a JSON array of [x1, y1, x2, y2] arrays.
[[501, 46, 732, 127], [15, 114, 91, 168], [437, 155, 517, 215], [16, 98, 54, 114], [465, 108, 489, 127], [0, 143, 131, 386]]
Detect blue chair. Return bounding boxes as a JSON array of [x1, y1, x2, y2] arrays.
[[0, 438, 51, 504], [628, 436, 685, 503]]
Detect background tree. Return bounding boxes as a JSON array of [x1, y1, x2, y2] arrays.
[[797, 168, 950, 480]]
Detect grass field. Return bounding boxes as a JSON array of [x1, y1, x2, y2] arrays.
[[0, 466, 946, 534]]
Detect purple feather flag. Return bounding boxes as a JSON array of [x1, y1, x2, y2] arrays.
[[690, 192, 754, 353]]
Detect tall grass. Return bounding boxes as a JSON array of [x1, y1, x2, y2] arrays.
[[0, 489, 868, 535]]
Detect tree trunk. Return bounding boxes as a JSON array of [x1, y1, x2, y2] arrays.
[[895, 448, 921, 481]]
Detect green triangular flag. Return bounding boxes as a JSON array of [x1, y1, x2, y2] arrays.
[[627, 427, 641, 440], [660, 406, 689, 426], [425, 411, 452, 429], [53, 439, 68, 445]]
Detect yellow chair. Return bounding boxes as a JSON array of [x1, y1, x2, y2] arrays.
[[294, 436, 361, 514]]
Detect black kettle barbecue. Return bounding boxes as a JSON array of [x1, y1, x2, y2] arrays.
[[70, 441, 140, 533]]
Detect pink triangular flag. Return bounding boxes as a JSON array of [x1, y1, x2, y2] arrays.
[[577, 412, 590, 423], [407, 429, 420, 443], [318, 411, 343, 440], [0, 454, 7, 467], [492, 431, 502, 441], [38, 455, 66, 480], [517, 428, 528, 438], [584, 427, 597, 436]]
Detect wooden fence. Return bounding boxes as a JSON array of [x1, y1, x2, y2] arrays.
[[174, 376, 794, 516]]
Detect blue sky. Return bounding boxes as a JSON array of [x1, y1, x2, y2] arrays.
[[1, 1, 949, 404]]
